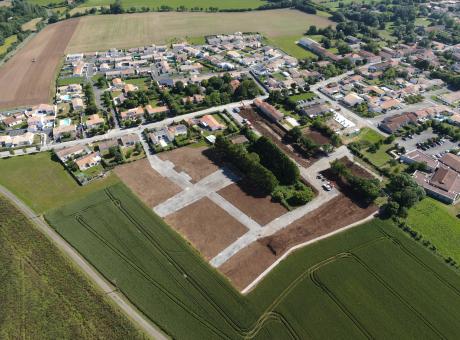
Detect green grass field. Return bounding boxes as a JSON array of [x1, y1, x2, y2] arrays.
[[78, 0, 266, 9], [57, 76, 85, 86], [46, 182, 460, 339], [0, 35, 17, 55], [407, 198, 460, 263], [67, 10, 334, 52], [0, 152, 119, 213], [265, 35, 317, 60], [0, 196, 142, 338]]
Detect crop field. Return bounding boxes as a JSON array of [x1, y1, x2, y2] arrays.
[[0, 19, 79, 109], [0, 152, 119, 213], [66, 10, 334, 52], [407, 198, 460, 264], [0, 196, 142, 338], [78, 0, 267, 9], [46, 182, 460, 339]]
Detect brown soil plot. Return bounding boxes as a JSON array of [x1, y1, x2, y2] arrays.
[[114, 159, 182, 207], [165, 197, 247, 261], [219, 194, 377, 290], [158, 146, 221, 183], [218, 181, 288, 225], [0, 19, 79, 109]]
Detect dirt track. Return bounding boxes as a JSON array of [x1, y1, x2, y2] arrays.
[[219, 194, 377, 290], [0, 19, 79, 109]]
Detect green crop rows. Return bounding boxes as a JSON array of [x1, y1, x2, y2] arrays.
[[46, 183, 460, 339]]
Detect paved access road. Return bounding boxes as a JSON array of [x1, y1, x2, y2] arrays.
[[0, 96, 267, 159], [0, 185, 168, 340]]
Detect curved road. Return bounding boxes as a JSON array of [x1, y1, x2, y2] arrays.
[[0, 184, 168, 340]]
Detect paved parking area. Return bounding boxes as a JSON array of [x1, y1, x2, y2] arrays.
[[397, 128, 458, 156]]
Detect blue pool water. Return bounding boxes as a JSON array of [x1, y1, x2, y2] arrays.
[[60, 118, 72, 127], [61, 94, 71, 101]]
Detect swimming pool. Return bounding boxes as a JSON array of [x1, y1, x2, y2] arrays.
[[61, 94, 71, 101], [60, 118, 72, 127]]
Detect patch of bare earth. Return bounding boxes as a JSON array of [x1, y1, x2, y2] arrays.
[[304, 129, 331, 145], [0, 19, 79, 109], [158, 146, 221, 183], [219, 194, 377, 291], [165, 197, 248, 261], [218, 181, 288, 225], [114, 159, 181, 207]]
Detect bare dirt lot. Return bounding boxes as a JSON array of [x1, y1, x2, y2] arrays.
[[66, 10, 333, 52], [219, 194, 377, 290], [165, 197, 248, 260], [114, 159, 181, 207], [218, 181, 288, 225], [0, 19, 79, 109], [158, 146, 221, 183], [304, 129, 331, 145]]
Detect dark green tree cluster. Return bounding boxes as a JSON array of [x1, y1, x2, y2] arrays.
[[83, 83, 98, 115], [252, 136, 299, 185], [285, 127, 320, 157], [215, 136, 278, 195], [330, 159, 381, 205], [382, 173, 425, 218]]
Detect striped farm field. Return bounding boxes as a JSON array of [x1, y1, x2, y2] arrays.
[[45, 183, 460, 339]]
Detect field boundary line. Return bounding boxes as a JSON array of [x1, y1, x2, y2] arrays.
[[0, 184, 168, 340], [241, 211, 378, 294]]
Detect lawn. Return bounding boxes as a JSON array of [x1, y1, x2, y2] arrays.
[[80, 0, 267, 9], [46, 182, 460, 339], [125, 77, 150, 90], [0, 35, 17, 55], [0, 196, 142, 338], [0, 152, 119, 213], [357, 127, 385, 144], [289, 91, 317, 102], [407, 198, 460, 264], [186, 35, 206, 45], [57, 76, 85, 86], [67, 9, 334, 52], [265, 35, 317, 59]]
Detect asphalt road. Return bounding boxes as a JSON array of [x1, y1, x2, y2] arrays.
[[0, 185, 168, 340]]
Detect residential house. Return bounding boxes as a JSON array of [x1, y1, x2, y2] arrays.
[[53, 124, 77, 140], [120, 107, 144, 121], [72, 98, 85, 111], [55, 144, 90, 162], [86, 114, 105, 129], [120, 133, 139, 147], [342, 92, 364, 107], [75, 152, 101, 171], [199, 115, 225, 131]]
